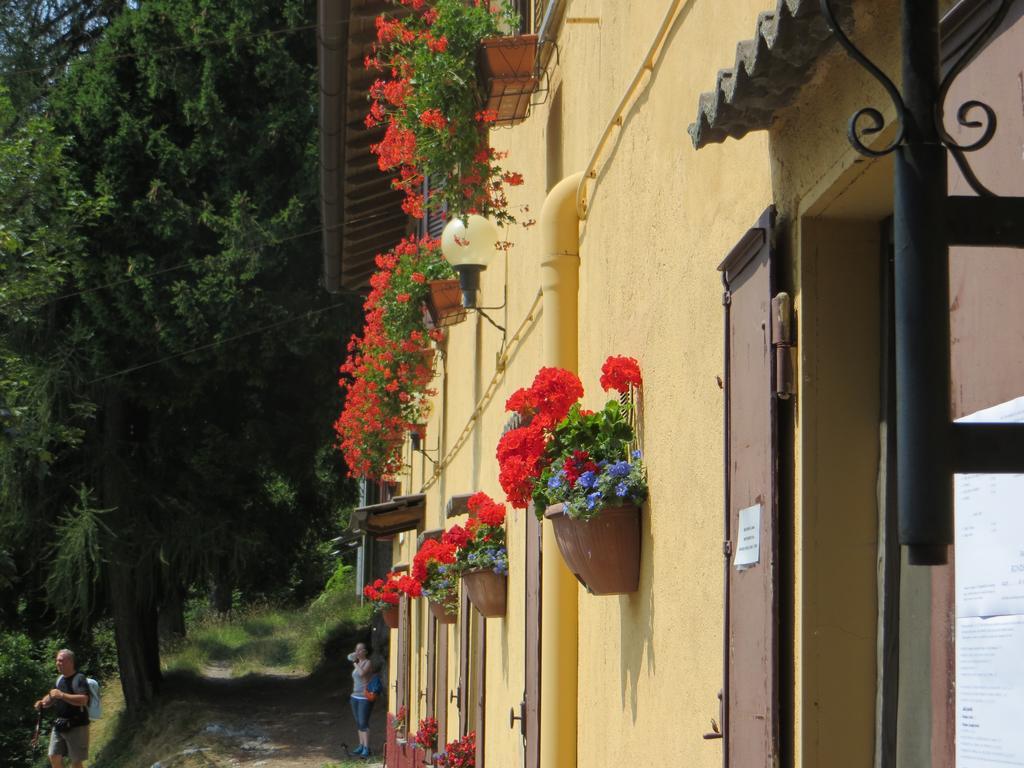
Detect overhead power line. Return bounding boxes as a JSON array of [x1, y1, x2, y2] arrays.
[[86, 300, 355, 385], [3, 202, 411, 311]]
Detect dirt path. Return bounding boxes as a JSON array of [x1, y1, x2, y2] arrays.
[[150, 663, 388, 768]]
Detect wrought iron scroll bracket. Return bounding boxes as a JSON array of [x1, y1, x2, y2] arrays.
[[820, 0, 1011, 196], [819, 0, 907, 157]]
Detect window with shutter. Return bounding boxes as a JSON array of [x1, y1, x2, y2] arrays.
[[718, 206, 780, 767]]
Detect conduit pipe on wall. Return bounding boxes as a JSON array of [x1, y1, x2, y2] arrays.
[[575, 0, 686, 220], [538, 172, 583, 768]]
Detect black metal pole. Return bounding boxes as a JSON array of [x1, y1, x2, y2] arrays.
[[894, 0, 951, 565]]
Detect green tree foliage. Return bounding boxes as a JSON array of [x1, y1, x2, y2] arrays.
[[0, 0, 125, 112], [0, 632, 58, 768], [0, 83, 106, 628], [0, 0, 360, 712]]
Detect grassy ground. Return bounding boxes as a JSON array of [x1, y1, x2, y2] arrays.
[[164, 591, 373, 678]]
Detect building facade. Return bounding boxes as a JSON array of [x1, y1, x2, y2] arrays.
[[319, 0, 1024, 766]]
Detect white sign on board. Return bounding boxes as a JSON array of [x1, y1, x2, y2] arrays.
[[733, 503, 761, 570]]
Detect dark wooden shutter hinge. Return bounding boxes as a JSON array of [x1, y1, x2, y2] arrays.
[[723, 540, 732, 557], [722, 290, 732, 307], [770, 291, 796, 400]]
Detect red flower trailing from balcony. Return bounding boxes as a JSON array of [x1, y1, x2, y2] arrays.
[[366, 0, 524, 225], [600, 355, 643, 394], [334, 237, 452, 479]]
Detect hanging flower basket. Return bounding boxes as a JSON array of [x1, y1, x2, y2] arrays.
[[429, 599, 457, 624], [382, 605, 400, 629], [462, 568, 507, 617], [478, 34, 540, 126], [425, 279, 467, 328], [544, 502, 641, 595]]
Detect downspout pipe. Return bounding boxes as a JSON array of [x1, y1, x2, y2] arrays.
[[538, 172, 583, 768]]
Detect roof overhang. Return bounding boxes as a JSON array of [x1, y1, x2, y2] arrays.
[[687, 0, 852, 149], [349, 494, 427, 536], [318, 0, 412, 293]]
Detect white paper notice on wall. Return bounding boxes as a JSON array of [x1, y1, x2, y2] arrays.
[[955, 395, 1024, 766], [956, 615, 1024, 767], [733, 503, 761, 570], [955, 395, 1024, 620]]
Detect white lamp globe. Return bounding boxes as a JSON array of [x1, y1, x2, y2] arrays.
[[440, 215, 499, 266], [440, 215, 500, 307]]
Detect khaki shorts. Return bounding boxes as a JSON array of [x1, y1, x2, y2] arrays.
[[49, 724, 89, 763]]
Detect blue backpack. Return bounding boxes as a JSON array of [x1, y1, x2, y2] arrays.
[[367, 675, 383, 695]]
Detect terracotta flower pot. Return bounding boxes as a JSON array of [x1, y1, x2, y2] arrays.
[[461, 567, 507, 617], [425, 279, 466, 328], [544, 502, 641, 595], [429, 599, 457, 624], [381, 605, 400, 629], [478, 34, 539, 125]]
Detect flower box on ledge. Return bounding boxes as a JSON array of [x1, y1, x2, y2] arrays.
[[425, 279, 467, 328], [478, 34, 539, 126]]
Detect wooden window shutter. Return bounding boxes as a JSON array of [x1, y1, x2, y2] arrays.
[[458, 590, 471, 736], [718, 206, 780, 767], [397, 594, 412, 730], [522, 505, 542, 768], [422, 175, 448, 239], [436, 617, 450, 748], [426, 613, 437, 719], [474, 607, 487, 767], [456, 590, 487, 765]]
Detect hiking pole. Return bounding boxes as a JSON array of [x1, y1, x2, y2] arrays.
[[30, 709, 42, 749]]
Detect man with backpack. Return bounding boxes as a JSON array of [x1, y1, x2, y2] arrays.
[[33, 648, 91, 768]]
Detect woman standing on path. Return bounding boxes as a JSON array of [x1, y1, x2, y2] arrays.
[[347, 642, 374, 757]]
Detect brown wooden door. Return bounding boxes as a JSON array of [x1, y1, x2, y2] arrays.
[[719, 207, 779, 767]]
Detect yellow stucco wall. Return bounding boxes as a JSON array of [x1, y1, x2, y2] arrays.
[[378, 0, 922, 766]]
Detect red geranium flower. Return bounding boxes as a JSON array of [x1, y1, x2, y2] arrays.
[[600, 355, 642, 394]]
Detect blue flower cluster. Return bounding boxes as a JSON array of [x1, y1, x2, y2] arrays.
[[545, 452, 648, 521]]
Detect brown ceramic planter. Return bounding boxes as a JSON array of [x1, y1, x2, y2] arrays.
[[461, 567, 507, 617], [544, 502, 641, 595], [425, 279, 466, 328], [478, 34, 539, 125], [429, 599, 457, 624], [381, 605, 400, 629]]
